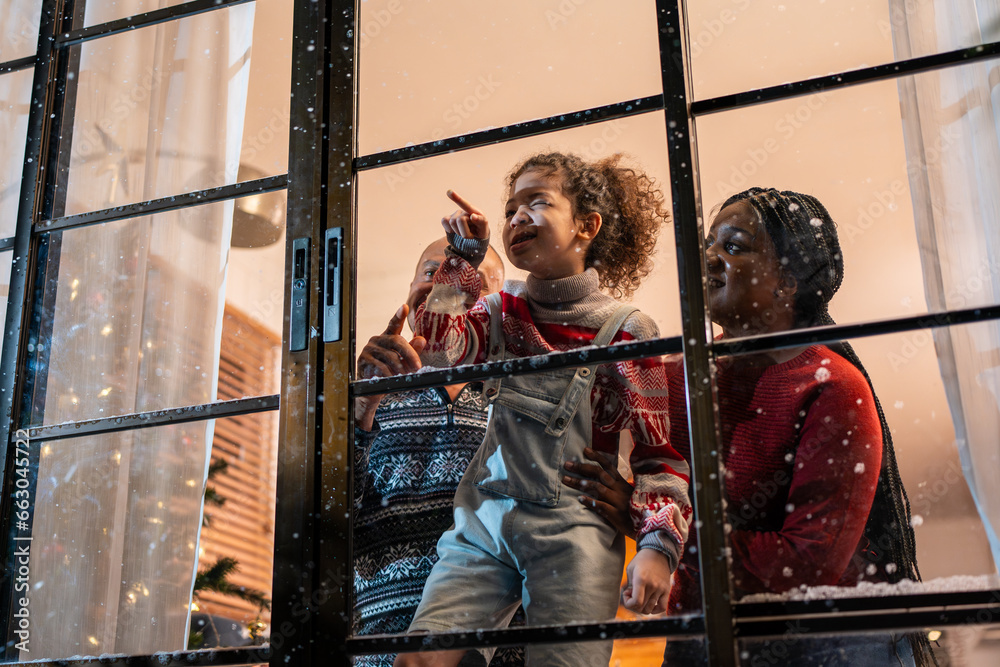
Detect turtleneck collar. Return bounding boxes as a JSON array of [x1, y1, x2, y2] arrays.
[[526, 267, 600, 304]]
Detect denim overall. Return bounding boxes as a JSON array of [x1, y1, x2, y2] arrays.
[[408, 294, 636, 666]]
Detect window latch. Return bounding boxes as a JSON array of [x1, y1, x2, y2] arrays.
[[323, 227, 344, 343], [289, 237, 310, 351]]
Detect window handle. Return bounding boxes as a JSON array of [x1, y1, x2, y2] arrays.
[[289, 237, 310, 351], [323, 227, 343, 343]]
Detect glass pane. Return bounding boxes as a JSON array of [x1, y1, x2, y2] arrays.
[[688, 1, 1000, 101], [0, 0, 42, 62], [735, 627, 1000, 666], [237, 0, 293, 180], [696, 72, 1000, 330], [357, 0, 663, 154], [0, 68, 33, 238], [31, 197, 284, 426], [83, 0, 196, 27], [0, 250, 12, 343], [13, 413, 278, 660], [357, 113, 680, 350], [353, 117, 693, 659], [62, 1, 293, 216], [671, 326, 1000, 622]]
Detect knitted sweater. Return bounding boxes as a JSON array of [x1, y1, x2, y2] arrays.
[[416, 258, 691, 560], [665, 346, 883, 611], [353, 385, 524, 666]]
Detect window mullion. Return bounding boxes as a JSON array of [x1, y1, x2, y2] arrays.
[[0, 0, 73, 657], [656, 1, 736, 665]]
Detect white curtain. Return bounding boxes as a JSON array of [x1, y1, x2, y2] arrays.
[[892, 0, 1000, 570], [26, 2, 254, 659]]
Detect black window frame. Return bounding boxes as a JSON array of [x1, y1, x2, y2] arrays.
[[0, 0, 999, 666]]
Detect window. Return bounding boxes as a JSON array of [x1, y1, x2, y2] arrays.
[[2, 1, 1000, 666]]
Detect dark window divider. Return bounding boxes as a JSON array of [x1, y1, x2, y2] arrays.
[[26, 394, 279, 443], [36, 174, 288, 234], [352, 304, 1000, 397], [736, 587, 1000, 620], [0, 56, 35, 75], [353, 95, 664, 170], [54, 0, 254, 48], [0, 237, 13, 252], [348, 585, 1000, 656], [714, 303, 1000, 357], [691, 40, 1000, 116], [351, 335, 684, 397], [348, 615, 705, 656]]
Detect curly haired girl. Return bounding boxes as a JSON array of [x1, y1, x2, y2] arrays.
[[395, 152, 690, 667]]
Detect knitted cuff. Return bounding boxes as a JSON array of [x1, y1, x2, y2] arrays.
[[638, 530, 680, 573], [445, 232, 490, 268]]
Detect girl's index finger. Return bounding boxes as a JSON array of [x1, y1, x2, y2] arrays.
[[446, 189, 483, 216]]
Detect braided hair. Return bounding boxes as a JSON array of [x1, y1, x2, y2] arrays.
[[722, 187, 936, 665], [506, 152, 669, 299]]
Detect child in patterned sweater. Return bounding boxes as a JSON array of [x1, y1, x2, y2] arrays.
[[395, 152, 691, 667]]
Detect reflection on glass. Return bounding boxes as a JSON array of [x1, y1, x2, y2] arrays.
[[20, 413, 277, 660], [357, 0, 662, 153], [687, 0, 999, 100], [0, 68, 33, 238], [32, 199, 283, 426], [64, 3, 258, 214], [0, 0, 42, 62]]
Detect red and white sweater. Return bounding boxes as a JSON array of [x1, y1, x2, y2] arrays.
[[664, 346, 884, 610], [416, 256, 691, 566]]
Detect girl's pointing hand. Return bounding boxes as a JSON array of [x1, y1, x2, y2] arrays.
[[442, 189, 490, 241]]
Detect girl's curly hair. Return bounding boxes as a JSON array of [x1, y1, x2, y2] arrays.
[[505, 152, 670, 299]]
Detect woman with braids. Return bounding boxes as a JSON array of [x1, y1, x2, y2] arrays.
[[395, 152, 691, 667], [655, 187, 929, 665]]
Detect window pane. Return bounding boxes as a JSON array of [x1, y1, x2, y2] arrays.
[[687, 325, 1000, 609], [353, 117, 693, 658], [357, 0, 663, 154], [0, 0, 42, 62], [0, 250, 12, 343], [735, 626, 1000, 666], [62, 1, 291, 216], [357, 113, 680, 351], [695, 73, 1000, 330], [83, 0, 197, 27], [0, 68, 33, 238], [31, 198, 284, 426], [687, 0, 1000, 100], [15, 413, 278, 659]]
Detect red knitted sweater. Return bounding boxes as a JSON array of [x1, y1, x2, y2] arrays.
[[666, 346, 883, 611]]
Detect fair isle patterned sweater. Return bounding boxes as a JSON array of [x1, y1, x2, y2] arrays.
[[353, 385, 524, 667], [416, 259, 692, 562]]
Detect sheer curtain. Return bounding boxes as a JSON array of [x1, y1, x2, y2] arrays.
[[26, 2, 254, 659], [892, 0, 1000, 571]]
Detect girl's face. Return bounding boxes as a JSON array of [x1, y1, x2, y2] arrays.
[[705, 201, 796, 337], [502, 169, 600, 281]]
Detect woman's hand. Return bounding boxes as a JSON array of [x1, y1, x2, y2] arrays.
[[563, 447, 637, 538], [442, 190, 490, 241], [622, 549, 672, 615], [355, 305, 426, 430]]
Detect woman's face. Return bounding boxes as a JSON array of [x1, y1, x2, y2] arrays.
[[705, 201, 795, 337]]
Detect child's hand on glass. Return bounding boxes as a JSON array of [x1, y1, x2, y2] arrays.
[[442, 190, 490, 241], [622, 549, 672, 615]]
